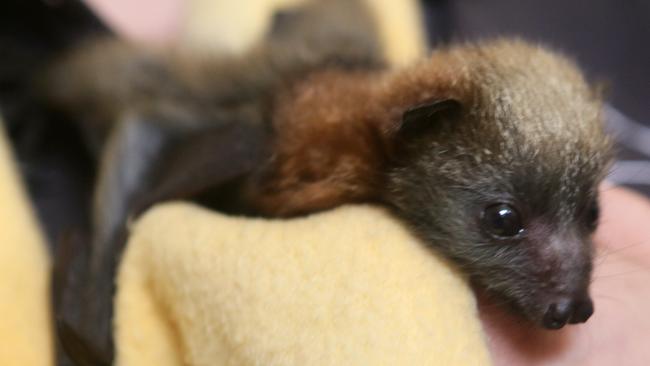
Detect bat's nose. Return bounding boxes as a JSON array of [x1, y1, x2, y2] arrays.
[[568, 297, 594, 324], [542, 296, 594, 329]]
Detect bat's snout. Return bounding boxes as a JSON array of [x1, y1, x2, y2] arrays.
[[542, 296, 594, 329]]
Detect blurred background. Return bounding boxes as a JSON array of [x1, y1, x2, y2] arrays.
[[420, 0, 650, 196]]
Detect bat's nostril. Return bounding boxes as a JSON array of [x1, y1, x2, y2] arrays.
[[542, 299, 573, 329], [569, 297, 594, 324]]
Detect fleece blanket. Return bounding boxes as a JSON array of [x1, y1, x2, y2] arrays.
[[0, 124, 53, 365], [116, 204, 490, 365]]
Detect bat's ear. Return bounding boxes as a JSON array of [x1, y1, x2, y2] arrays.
[[398, 99, 462, 138]]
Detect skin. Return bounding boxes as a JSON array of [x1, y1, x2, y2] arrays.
[[85, 0, 181, 43], [87, 1, 650, 364]]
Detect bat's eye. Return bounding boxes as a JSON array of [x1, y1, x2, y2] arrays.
[[586, 200, 599, 231], [481, 203, 524, 238]]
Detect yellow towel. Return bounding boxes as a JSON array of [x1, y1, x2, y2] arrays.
[[116, 204, 490, 365], [0, 124, 53, 366]]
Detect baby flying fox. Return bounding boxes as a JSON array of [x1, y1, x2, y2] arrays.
[[247, 40, 612, 330], [6, 0, 612, 363]]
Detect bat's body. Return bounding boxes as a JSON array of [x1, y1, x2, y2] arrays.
[[1, 1, 611, 364]]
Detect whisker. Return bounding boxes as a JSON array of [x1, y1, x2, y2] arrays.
[[590, 292, 624, 305], [592, 267, 650, 281], [594, 240, 650, 266], [478, 297, 513, 311]]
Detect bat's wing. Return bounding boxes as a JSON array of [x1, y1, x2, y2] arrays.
[[54, 112, 270, 364]]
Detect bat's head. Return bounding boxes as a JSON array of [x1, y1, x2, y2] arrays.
[[385, 40, 613, 329]]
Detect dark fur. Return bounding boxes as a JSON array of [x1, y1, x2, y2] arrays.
[[3, 0, 612, 364]]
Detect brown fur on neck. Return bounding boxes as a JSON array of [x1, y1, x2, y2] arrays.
[[244, 70, 388, 215], [244, 45, 472, 215], [245, 39, 609, 217]]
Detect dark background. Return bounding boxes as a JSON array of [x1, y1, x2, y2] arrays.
[[423, 0, 650, 195], [424, 0, 649, 126]]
